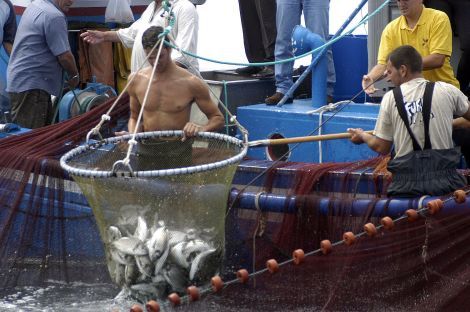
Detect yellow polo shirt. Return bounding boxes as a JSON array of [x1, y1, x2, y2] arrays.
[[377, 7, 459, 88]]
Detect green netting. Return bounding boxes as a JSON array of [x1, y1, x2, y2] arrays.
[[60, 131, 247, 301]]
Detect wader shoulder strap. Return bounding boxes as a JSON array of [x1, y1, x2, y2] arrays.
[[392, 82, 434, 151], [422, 82, 434, 150]]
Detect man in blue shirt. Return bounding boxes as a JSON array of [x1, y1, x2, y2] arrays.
[[0, 0, 17, 118], [7, 0, 79, 129]]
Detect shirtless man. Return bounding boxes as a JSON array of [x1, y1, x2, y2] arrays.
[[125, 26, 224, 139]]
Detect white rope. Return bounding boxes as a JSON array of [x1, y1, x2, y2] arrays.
[[86, 9, 175, 143], [307, 101, 347, 163]]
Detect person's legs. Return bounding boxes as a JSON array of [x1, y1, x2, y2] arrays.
[[237, 0, 264, 75], [272, 0, 301, 95], [255, 0, 277, 63], [9, 89, 53, 129], [303, 0, 336, 98]]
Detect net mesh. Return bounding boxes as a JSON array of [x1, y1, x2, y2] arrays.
[[0, 94, 129, 289], [0, 90, 469, 310], [60, 131, 247, 301]]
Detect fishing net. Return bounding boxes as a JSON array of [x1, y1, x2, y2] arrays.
[[0, 94, 129, 289], [60, 130, 247, 301], [194, 160, 470, 312]]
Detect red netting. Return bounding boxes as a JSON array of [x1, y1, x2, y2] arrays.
[[0, 94, 129, 288]]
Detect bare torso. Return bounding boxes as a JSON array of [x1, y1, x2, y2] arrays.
[[128, 64, 196, 132]]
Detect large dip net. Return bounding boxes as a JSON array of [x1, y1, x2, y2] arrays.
[[60, 130, 247, 302]]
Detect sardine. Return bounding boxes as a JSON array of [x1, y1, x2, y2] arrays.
[[169, 241, 190, 269], [124, 263, 140, 286], [134, 216, 149, 242], [146, 226, 168, 261], [112, 237, 148, 256], [109, 247, 135, 266], [189, 248, 218, 281], [163, 264, 188, 293], [154, 245, 169, 275], [107, 226, 122, 243], [135, 255, 153, 278], [183, 239, 212, 263]]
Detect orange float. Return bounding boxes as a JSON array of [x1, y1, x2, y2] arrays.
[[343, 232, 356, 245], [427, 199, 444, 215], [237, 269, 249, 283], [320, 239, 332, 255], [211, 275, 224, 292], [405, 209, 419, 222], [168, 293, 181, 306], [266, 259, 279, 273], [187, 286, 200, 301], [380, 217, 394, 230], [454, 190, 466, 204], [145, 300, 160, 312], [363, 223, 377, 237], [292, 249, 305, 265], [130, 304, 143, 312]]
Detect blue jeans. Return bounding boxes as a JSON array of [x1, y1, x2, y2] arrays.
[[274, 0, 336, 97]]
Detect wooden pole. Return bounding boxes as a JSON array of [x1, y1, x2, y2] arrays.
[[248, 130, 374, 147]]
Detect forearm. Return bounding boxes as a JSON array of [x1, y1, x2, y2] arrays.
[[57, 51, 78, 77], [102, 30, 121, 43], [202, 115, 224, 132], [422, 54, 445, 70], [361, 132, 391, 154], [367, 64, 387, 82]]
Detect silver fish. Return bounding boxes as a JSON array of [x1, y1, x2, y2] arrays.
[[112, 237, 148, 256], [169, 241, 190, 269], [124, 263, 140, 286], [146, 226, 168, 261], [107, 226, 122, 243], [135, 255, 153, 278], [109, 247, 135, 266], [114, 263, 126, 286], [183, 239, 212, 263], [168, 230, 188, 247], [134, 216, 149, 242], [163, 263, 188, 293], [189, 248, 218, 281], [154, 245, 169, 275]]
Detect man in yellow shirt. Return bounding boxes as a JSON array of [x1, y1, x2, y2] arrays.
[[362, 0, 459, 94]]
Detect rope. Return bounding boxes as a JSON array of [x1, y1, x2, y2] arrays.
[[163, 0, 390, 68]]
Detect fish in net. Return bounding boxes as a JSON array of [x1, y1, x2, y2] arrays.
[[60, 130, 247, 301]]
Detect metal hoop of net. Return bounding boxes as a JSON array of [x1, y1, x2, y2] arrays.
[[60, 131, 247, 300]]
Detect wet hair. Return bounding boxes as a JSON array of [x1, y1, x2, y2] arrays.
[[387, 45, 423, 73], [141, 26, 170, 50]]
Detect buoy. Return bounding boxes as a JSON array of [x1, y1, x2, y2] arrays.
[[211, 275, 224, 292], [292, 249, 305, 265], [363, 223, 377, 237], [405, 209, 419, 222], [187, 286, 200, 301], [380, 217, 394, 230], [266, 259, 279, 274], [168, 293, 181, 306], [320, 239, 332, 255], [145, 300, 160, 312], [454, 189, 466, 204], [130, 304, 143, 312], [427, 199, 443, 215], [343, 232, 356, 245], [237, 269, 249, 283]]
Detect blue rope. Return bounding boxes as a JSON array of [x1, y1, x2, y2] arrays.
[[165, 0, 390, 67]]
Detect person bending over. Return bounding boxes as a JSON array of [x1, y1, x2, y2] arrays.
[[349, 45, 470, 197]]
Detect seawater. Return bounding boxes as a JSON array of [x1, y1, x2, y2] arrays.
[[0, 282, 122, 312]]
